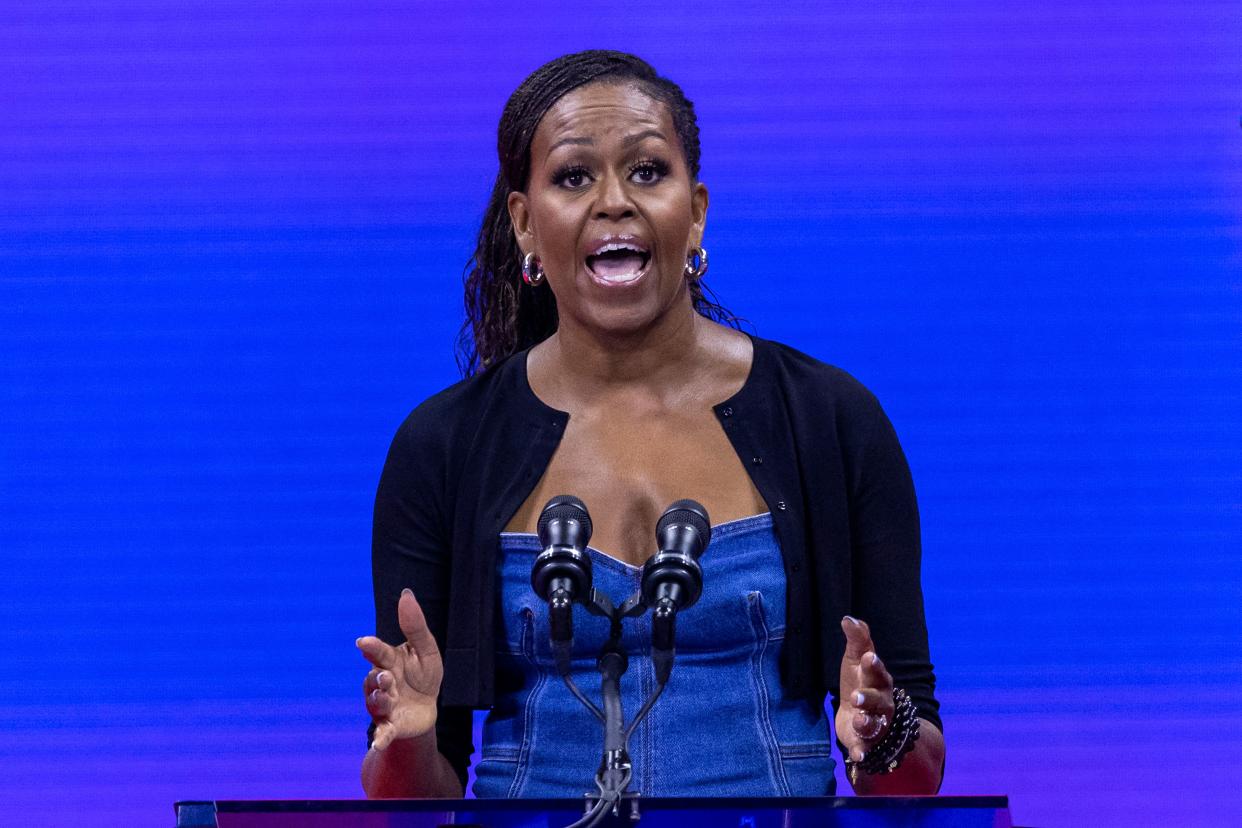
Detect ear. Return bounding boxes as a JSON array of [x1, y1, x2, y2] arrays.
[[508, 190, 535, 255], [689, 181, 709, 246]]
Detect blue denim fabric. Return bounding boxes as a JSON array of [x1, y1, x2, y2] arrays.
[[473, 513, 835, 798]]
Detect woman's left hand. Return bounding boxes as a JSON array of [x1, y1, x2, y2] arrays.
[[836, 615, 896, 763]]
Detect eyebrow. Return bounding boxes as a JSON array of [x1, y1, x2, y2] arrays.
[[546, 129, 669, 156]]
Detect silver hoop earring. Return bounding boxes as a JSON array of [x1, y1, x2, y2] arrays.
[[684, 246, 708, 279], [522, 252, 545, 286]]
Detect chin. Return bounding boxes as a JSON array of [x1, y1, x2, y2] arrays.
[[573, 280, 690, 339], [579, 304, 660, 338]]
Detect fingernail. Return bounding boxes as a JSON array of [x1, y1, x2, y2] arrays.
[[844, 615, 861, 626], [354, 637, 362, 647], [871, 653, 882, 668], [401, 588, 413, 597], [854, 691, 865, 706]]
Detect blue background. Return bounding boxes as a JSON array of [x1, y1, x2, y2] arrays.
[[2, 2, 1240, 825]]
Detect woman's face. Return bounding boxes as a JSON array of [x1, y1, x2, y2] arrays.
[[508, 81, 708, 338]]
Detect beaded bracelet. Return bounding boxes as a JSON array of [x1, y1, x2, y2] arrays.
[[845, 687, 921, 784]]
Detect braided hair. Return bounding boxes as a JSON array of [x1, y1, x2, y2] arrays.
[[456, 50, 741, 376]]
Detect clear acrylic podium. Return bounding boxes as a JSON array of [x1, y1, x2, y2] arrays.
[[175, 796, 1013, 827]]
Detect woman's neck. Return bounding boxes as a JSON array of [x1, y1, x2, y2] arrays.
[[529, 301, 719, 408]]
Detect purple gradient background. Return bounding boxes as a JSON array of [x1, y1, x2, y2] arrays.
[[2, 2, 1240, 826]]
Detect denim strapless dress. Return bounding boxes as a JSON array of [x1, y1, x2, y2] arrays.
[[473, 513, 835, 798]]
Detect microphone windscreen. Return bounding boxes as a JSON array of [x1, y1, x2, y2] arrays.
[[656, 499, 711, 552], [537, 494, 593, 545]]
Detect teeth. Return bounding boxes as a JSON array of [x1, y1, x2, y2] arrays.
[[591, 242, 647, 256], [599, 273, 642, 284], [585, 239, 649, 285]]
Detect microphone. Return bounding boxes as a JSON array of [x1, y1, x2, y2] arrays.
[[642, 499, 710, 612], [531, 495, 593, 644], [641, 499, 710, 676]]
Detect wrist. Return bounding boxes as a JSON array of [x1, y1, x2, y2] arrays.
[[844, 687, 921, 786], [364, 728, 460, 799], [374, 727, 437, 758]]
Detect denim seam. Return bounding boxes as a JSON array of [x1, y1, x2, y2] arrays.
[[778, 744, 834, 759], [747, 591, 791, 796], [708, 512, 774, 542], [640, 645, 653, 795], [508, 607, 545, 798]]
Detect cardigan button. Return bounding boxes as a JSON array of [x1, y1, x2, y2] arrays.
[[776, 501, 787, 511], [751, 456, 763, 466], [720, 406, 733, 418]]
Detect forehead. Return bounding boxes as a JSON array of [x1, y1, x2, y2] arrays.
[[533, 82, 673, 153]]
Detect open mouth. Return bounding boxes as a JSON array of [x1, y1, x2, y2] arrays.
[[585, 240, 651, 285]]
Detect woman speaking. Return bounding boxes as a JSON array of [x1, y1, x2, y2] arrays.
[[355, 50, 944, 799]]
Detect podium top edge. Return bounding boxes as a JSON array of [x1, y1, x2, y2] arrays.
[[179, 795, 1009, 813]]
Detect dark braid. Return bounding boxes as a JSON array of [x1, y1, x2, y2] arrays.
[[456, 50, 741, 376]]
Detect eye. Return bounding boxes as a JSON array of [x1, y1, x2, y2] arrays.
[[552, 164, 592, 189], [629, 159, 669, 184]]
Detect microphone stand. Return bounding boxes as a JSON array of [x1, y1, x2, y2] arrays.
[[535, 498, 709, 827], [558, 588, 670, 828]]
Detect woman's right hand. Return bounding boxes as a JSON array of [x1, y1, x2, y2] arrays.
[[356, 588, 443, 751]]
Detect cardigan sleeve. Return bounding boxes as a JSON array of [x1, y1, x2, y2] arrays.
[[840, 384, 943, 735], [369, 407, 474, 790]]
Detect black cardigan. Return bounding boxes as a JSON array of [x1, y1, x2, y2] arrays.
[[371, 335, 940, 784]]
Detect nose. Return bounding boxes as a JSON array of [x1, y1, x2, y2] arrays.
[[593, 170, 635, 221]]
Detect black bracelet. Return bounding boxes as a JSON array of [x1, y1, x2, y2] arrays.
[[845, 687, 921, 782]]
